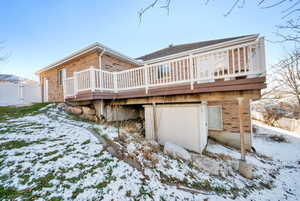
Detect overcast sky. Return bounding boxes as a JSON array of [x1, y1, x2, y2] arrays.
[[0, 0, 295, 80]]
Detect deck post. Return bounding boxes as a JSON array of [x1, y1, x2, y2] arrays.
[[189, 55, 194, 90], [74, 72, 78, 97], [152, 102, 158, 141], [259, 37, 266, 75], [238, 97, 253, 179], [238, 97, 246, 161], [90, 66, 96, 92], [113, 73, 118, 93], [144, 65, 149, 94]]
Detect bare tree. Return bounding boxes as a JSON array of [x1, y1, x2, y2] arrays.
[[138, 0, 300, 42], [272, 49, 300, 117]]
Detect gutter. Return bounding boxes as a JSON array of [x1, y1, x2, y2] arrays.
[[98, 49, 105, 69]]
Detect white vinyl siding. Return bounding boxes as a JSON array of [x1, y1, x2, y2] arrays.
[[208, 106, 223, 130]]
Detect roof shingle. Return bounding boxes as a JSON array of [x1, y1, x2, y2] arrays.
[[137, 34, 257, 61]]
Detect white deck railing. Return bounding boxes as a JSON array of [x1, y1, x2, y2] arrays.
[[64, 38, 266, 98]]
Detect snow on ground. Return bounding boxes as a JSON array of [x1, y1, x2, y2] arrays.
[[0, 104, 299, 200], [253, 120, 300, 161], [208, 122, 300, 201]]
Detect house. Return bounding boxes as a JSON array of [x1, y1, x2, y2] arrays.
[[0, 74, 22, 84], [36, 34, 266, 152]]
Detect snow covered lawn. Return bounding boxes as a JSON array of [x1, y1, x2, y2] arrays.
[[0, 104, 299, 200]]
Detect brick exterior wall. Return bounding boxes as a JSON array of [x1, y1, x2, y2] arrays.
[[101, 54, 137, 72], [39, 51, 138, 102], [208, 100, 251, 133]]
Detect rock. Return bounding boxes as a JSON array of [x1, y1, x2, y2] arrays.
[[147, 140, 161, 152], [82, 106, 96, 115], [193, 156, 223, 176], [135, 122, 143, 130], [107, 147, 116, 156], [66, 106, 82, 115], [80, 113, 98, 122], [57, 103, 66, 110], [127, 143, 136, 154], [239, 160, 253, 179], [164, 142, 191, 161]]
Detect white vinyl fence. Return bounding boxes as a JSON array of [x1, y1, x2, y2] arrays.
[[0, 81, 41, 106]]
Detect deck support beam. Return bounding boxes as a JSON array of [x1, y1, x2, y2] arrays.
[[238, 97, 246, 161], [152, 102, 158, 141]]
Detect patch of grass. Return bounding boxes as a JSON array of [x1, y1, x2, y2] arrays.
[[0, 138, 49, 151], [0, 174, 9, 181], [40, 154, 64, 164], [0, 122, 46, 135], [258, 181, 273, 190], [30, 172, 55, 191], [44, 150, 59, 157], [66, 173, 85, 183], [93, 152, 104, 157], [95, 181, 108, 189], [19, 173, 31, 185], [0, 185, 20, 200], [125, 190, 131, 197], [14, 152, 24, 156], [0, 103, 52, 122], [71, 188, 84, 199], [0, 185, 35, 200], [50, 196, 63, 201], [81, 139, 91, 145], [0, 140, 34, 151], [159, 171, 232, 196], [138, 185, 153, 199]]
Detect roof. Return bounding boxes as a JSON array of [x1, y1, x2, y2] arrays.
[[36, 42, 143, 74], [137, 34, 258, 62], [37, 34, 258, 74]]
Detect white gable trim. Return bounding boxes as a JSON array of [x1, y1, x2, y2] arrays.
[[36, 43, 143, 74]]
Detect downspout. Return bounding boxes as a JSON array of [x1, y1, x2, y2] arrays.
[[98, 48, 106, 118], [98, 48, 105, 69]]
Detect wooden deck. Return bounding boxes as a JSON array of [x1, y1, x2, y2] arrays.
[[66, 77, 266, 102], [64, 38, 266, 103]]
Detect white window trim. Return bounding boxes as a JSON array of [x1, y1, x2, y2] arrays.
[[208, 105, 223, 131]]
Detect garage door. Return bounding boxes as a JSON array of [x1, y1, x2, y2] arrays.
[[144, 104, 208, 153]]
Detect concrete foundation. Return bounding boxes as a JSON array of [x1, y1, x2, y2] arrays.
[[209, 131, 252, 150], [93, 100, 106, 120], [92, 100, 141, 122], [106, 105, 141, 122], [239, 160, 253, 179]]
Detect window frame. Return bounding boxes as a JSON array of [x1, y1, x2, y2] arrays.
[[157, 65, 171, 80], [57, 69, 63, 86], [208, 105, 223, 131]]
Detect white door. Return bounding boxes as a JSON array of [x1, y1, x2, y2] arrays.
[[44, 78, 48, 102], [199, 103, 208, 149], [61, 69, 67, 100], [144, 104, 208, 153]]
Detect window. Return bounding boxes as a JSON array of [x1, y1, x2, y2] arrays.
[[57, 69, 64, 86], [157, 65, 171, 79], [208, 106, 223, 130]]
